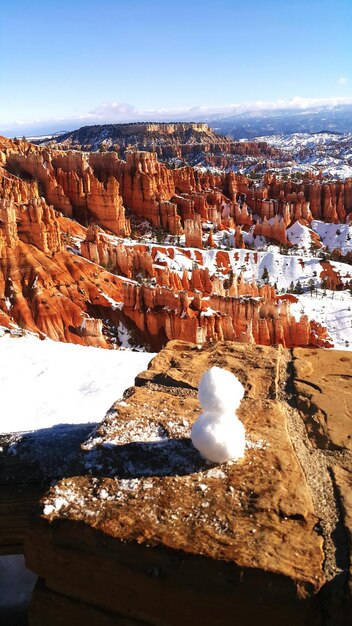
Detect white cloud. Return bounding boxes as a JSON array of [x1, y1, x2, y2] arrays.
[[2, 96, 352, 136], [337, 76, 348, 85], [87, 96, 352, 120]]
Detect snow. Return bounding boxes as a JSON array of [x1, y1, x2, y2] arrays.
[[100, 292, 124, 310], [249, 132, 352, 179], [200, 307, 217, 317], [292, 290, 352, 350], [0, 334, 155, 433], [311, 220, 352, 255], [117, 321, 134, 349], [191, 367, 246, 463], [198, 366, 244, 413], [0, 555, 36, 608], [286, 221, 314, 250]]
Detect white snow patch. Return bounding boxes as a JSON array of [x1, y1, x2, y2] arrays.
[[101, 292, 124, 310], [286, 221, 314, 250], [291, 290, 352, 350], [0, 335, 155, 433], [311, 221, 352, 255], [0, 555, 37, 608]]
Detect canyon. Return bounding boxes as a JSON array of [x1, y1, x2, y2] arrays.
[[0, 132, 351, 351], [0, 124, 351, 625], [38, 122, 284, 170]]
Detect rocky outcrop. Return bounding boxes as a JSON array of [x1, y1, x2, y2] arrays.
[[184, 213, 203, 248], [0, 237, 115, 347], [293, 348, 352, 451], [44, 122, 284, 167], [5, 138, 351, 253], [249, 175, 352, 225], [6, 150, 131, 236], [16, 198, 63, 254], [79, 229, 333, 349], [0, 136, 349, 352], [3, 137, 352, 249], [0, 191, 128, 347], [13, 341, 350, 625], [253, 214, 288, 244], [121, 280, 331, 348]]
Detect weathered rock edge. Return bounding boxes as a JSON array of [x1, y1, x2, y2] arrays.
[[6, 341, 352, 625]]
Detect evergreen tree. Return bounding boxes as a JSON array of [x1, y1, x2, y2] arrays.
[[295, 280, 303, 294], [308, 278, 315, 296], [261, 266, 269, 283]]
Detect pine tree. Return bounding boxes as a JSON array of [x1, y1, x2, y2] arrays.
[[308, 278, 315, 296], [261, 267, 269, 283], [295, 280, 303, 294]]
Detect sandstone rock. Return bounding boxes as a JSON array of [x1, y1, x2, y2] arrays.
[[24, 341, 335, 625], [184, 213, 203, 248], [122, 277, 331, 348], [293, 349, 352, 451], [17, 198, 62, 254], [0, 341, 348, 624], [331, 466, 352, 617], [0, 218, 125, 347], [7, 150, 131, 236]]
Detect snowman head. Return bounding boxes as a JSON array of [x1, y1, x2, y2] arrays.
[[198, 366, 244, 415]]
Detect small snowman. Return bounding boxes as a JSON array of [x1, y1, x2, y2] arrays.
[[191, 366, 246, 463]]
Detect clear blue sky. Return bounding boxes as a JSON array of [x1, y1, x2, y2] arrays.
[[1, 0, 351, 134]]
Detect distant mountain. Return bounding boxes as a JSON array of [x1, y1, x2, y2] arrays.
[[34, 121, 282, 168], [40, 122, 226, 155], [208, 105, 352, 139]]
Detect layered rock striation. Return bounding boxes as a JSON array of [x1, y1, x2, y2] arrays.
[[6, 341, 348, 625], [80, 228, 331, 349], [42, 122, 284, 165], [3, 137, 352, 250], [0, 172, 128, 346], [0, 136, 349, 349]]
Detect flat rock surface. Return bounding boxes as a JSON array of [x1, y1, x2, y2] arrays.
[[37, 343, 324, 589], [293, 348, 352, 451], [23, 341, 352, 625]]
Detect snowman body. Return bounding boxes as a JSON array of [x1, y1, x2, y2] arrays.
[[191, 367, 246, 463]]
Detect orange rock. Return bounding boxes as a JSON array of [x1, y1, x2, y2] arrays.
[[184, 214, 203, 248]]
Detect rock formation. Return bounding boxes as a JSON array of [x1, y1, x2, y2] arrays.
[[0, 135, 349, 350], [6, 150, 131, 236], [121, 279, 330, 348], [1, 342, 348, 624], [0, 172, 129, 347], [42, 122, 284, 167], [248, 175, 352, 226]]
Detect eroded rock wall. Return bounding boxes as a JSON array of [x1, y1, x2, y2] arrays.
[[18, 342, 351, 626]]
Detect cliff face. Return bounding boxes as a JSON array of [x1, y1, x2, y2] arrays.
[[43, 122, 284, 166], [250, 174, 352, 225], [5, 150, 131, 236], [121, 281, 330, 348], [10, 341, 349, 626], [0, 170, 129, 347], [79, 228, 331, 349], [0, 136, 349, 350], [3, 139, 351, 251]]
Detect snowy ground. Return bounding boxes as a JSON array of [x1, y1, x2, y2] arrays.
[[0, 334, 155, 610], [252, 132, 352, 179], [292, 290, 352, 350], [0, 556, 37, 609], [0, 333, 155, 434]]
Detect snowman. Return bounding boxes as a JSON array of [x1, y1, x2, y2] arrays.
[[191, 366, 246, 463]]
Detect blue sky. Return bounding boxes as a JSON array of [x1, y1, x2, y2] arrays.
[[1, 0, 351, 134]]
